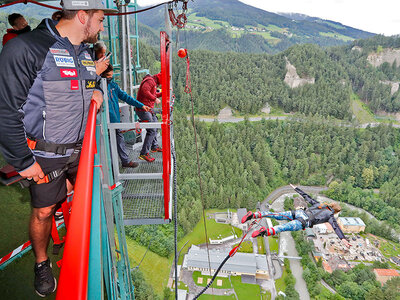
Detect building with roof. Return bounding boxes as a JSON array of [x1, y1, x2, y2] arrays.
[[373, 269, 400, 286], [182, 245, 269, 280], [337, 217, 366, 233], [327, 256, 351, 272]]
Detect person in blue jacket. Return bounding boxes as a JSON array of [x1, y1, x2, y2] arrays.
[[242, 184, 351, 248], [102, 65, 150, 168]]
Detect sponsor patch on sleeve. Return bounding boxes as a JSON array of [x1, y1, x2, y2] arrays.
[[81, 60, 95, 67], [85, 80, 96, 89], [54, 55, 75, 67], [60, 69, 77, 78], [50, 48, 70, 56], [86, 66, 96, 72], [71, 80, 79, 90]]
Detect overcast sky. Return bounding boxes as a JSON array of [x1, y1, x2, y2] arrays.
[[138, 0, 400, 36]]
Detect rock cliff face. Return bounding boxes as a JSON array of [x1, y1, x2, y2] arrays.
[[367, 48, 400, 67], [218, 106, 233, 118], [284, 58, 315, 88], [380, 80, 400, 95]]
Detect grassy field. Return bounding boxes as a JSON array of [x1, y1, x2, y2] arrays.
[[319, 31, 353, 42], [231, 276, 263, 299], [0, 180, 64, 299], [351, 93, 375, 123], [177, 210, 243, 264], [268, 236, 279, 253], [192, 271, 232, 289], [274, 268, 288, 293], [125, 238, 171, 297], [233, 240, 253, 253]]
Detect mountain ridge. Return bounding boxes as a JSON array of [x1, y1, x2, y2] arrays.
[[138, 0, 375, 53]]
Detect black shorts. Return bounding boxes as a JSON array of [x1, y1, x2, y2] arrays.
[[29, 154, 80, 208]]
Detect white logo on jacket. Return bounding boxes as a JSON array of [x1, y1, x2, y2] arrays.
[[54, 56, 75, 67]]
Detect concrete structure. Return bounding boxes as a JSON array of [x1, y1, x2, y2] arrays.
[[338, 217, 366, 233], [373, 269, 400, 286], [314, 223, 327, 234], [182, 245, 269, 280], [177, 289, 187, 300], [305, 228, 316, 239], [214, 210, 232, 224], [237, 208, 248, 231], [209, 235, 236, 245]]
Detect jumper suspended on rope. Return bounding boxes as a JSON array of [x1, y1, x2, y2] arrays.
[[242, 184, 351, 248]]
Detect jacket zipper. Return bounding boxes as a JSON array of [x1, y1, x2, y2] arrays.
[[42, 110, 46, 139], [75, 49, 85, 141]]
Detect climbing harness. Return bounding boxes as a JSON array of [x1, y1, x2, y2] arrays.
[[20, 139, 82, 187]]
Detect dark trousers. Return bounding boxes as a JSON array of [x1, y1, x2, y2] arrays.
[[116, 129, 130, 165], [136, 111, 159, 155]]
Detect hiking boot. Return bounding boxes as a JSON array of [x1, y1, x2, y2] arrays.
[[122, 161, 139, 168], [139, 153, 155, 162], [252, 227, 268, 238], [34, 258, 57, 297], [241, 211, 254, 223], [150, 147, 163, 153]]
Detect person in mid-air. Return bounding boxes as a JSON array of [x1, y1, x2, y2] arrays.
[[242, 184, 351, 248]]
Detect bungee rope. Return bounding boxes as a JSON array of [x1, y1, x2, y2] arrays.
[[193, 211, 294, 299]]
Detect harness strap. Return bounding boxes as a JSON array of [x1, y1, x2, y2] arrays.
[[20, 145, 81, 188], [295, 217, 308, 230], [27, 138, 82, 155]]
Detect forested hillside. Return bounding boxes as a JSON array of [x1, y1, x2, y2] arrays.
[[172, 115, 400, 236], [138, 34, 400, 119]]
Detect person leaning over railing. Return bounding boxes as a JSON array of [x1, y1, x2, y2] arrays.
[[102, 64, 151, 168]]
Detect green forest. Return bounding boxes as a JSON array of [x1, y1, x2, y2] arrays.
[[137, 34, 400, 120]]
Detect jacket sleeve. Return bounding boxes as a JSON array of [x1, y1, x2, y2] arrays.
[[295, 187, 319, 206], [0, 38, 37, 171], [115, 84, 144, 108], [328, 217, 346, 240], [141, 81, 157, 102]]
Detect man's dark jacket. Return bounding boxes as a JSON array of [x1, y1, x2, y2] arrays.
[[0, 19, 100, 172]]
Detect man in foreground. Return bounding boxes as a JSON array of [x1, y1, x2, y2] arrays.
[[0, 0, 116, 296]]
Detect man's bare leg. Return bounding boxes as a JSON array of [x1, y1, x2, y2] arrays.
[[30, 204, 57, 263]]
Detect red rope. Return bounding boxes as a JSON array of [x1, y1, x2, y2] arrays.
[[229, 218, 262, 257], [184, 55, 191, 94], [0, 0, 175, 16], [0, 0, 61, 10]]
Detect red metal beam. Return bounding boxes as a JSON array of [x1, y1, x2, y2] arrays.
[[160, 31, 171, 220], [56, 100, 98, 300]]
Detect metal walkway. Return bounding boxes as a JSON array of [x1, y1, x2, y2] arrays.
[[120, 136, 167, 225]]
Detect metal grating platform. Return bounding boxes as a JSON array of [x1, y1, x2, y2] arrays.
[[119, 146, 163, 174], [122, 178, 165, 225]]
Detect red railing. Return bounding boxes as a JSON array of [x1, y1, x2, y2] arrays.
[[56, 100, 98, 300], [160, 31, 172, 220]]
